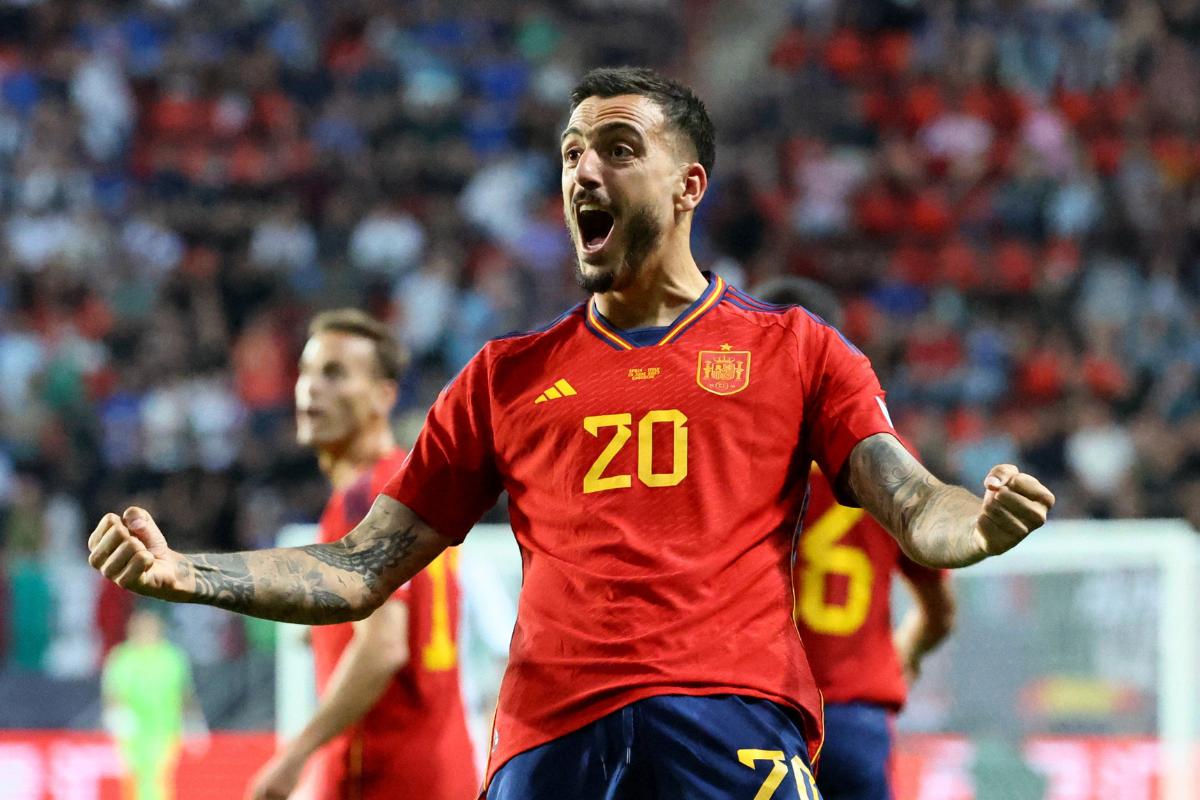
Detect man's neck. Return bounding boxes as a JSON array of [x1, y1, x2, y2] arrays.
[[317, 425, 397, 490], [592, 238, 709, 330]]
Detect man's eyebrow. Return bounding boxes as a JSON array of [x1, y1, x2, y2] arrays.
[[560, 121, 645, 143]]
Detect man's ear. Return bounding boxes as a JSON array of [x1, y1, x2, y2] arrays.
[[373, 379, 399, 417], [676, 162, 708, 213]]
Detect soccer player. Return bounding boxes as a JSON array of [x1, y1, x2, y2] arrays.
[[102, 607, 205, 800], [755, 277, 956, 800], [245, 310, 477, 800], [87, 67, 1055, 800]]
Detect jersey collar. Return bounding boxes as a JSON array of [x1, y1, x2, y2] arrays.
[[584, 273, 726, 350]]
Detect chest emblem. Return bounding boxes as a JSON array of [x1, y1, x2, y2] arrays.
[[697, 345, 751, 396]]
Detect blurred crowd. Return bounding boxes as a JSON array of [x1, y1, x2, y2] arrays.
[[1, 0, 1198, 684]]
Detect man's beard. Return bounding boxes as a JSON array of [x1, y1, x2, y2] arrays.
[[574, 205, 662, 294]]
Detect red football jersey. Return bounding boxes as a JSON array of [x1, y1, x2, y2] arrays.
[[382, 275, 896, 789], [793, 466, 947, 709], [309, 449, 478, 800]]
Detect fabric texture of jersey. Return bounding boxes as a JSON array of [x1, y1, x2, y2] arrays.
[[382, 275, 896, 790], [793, 466, 947, 709], [309, 449, 477, 800]]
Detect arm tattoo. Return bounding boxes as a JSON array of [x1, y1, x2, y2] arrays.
[[180, 551, 354, 622], [297, 522, 418, 597], [173, 502, 443, 624], [847, 434, 986, 568]]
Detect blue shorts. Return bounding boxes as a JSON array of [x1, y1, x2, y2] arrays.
[[487, 694, 823, 800], [814, 702, 893, 800]]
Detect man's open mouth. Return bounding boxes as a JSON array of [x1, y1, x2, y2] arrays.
[[576, 204, 615, 253]]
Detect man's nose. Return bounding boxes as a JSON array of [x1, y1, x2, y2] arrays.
[[574, 147, 602, 191]]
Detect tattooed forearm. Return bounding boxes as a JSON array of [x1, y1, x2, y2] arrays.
[[176, 550, 355, 623], [297, 522, 419, 598], [847, 434, 986, 568], [170, 498, 448, 624]]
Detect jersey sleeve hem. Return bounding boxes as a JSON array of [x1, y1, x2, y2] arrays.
[[380, 480, 473, 545], [819, 426, 899, 508]]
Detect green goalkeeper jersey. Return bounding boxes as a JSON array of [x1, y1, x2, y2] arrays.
[[101, 640, 191, 740]]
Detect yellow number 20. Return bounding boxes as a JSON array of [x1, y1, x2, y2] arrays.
[[583, 409, 688, 494], [737, 749, 821, 799], [796, 504, 874, 636]]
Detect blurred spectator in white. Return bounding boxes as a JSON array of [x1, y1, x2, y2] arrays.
[[249, 201, 319, 287], [71, 50, 135, 162], [791, 141, 869, 237], [919, 99, 993, 175], [348, 200, 426, 275], [141, 380, 191, 472], [394, 250, 460, 360], [187, 373, 245, 472], [1066, 401, 1137, 508], [459, 152, 551, 247], [120, 210, 185, 281]]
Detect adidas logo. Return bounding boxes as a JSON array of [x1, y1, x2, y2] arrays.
[[534, 379, 578, 404]]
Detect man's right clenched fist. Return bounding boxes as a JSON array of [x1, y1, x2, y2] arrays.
[[87, 507, 182, 598]]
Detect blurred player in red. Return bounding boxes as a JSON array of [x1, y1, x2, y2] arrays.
[[89, 68, 1054, 800], [756, 277, 956, 800], [247, 310, 476, 800]]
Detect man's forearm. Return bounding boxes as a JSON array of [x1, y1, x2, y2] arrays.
[[172, 544, 381, 624], [901, 483, 988, 568], [287, 612, 406, 760], [894, 604, 952, 662], [847, 434, 987, 568], [170, 501, 442, 624]]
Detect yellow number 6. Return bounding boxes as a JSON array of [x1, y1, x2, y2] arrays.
[[797, 504, 874, 636]]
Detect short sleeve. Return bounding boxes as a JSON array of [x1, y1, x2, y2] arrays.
[[381, 348, 504, 543], [800, 317, 895, 499]]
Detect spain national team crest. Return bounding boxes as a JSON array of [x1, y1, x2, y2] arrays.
[[697, 346, 751, 396]]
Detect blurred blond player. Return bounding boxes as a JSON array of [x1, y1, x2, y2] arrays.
[[102, 607, 206, 800], [247, 310, 477, 800]]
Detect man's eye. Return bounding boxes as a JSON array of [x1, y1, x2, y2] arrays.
[[564, 148, 581, 163], [613, 144, 633, 158]]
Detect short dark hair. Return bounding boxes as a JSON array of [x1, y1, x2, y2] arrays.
[[308, 308, 407, 381], [752, 277, 845, 329], [570, 66, 716, 177]]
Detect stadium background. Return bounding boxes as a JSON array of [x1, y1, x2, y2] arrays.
[[0, 0, 1197, 797]]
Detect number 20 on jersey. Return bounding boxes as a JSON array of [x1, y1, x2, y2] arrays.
[[582, 410, 688, 494]]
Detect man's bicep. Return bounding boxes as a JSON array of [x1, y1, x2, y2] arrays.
[[335, 495, 454, 603], [842, 432, 940, 540]]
